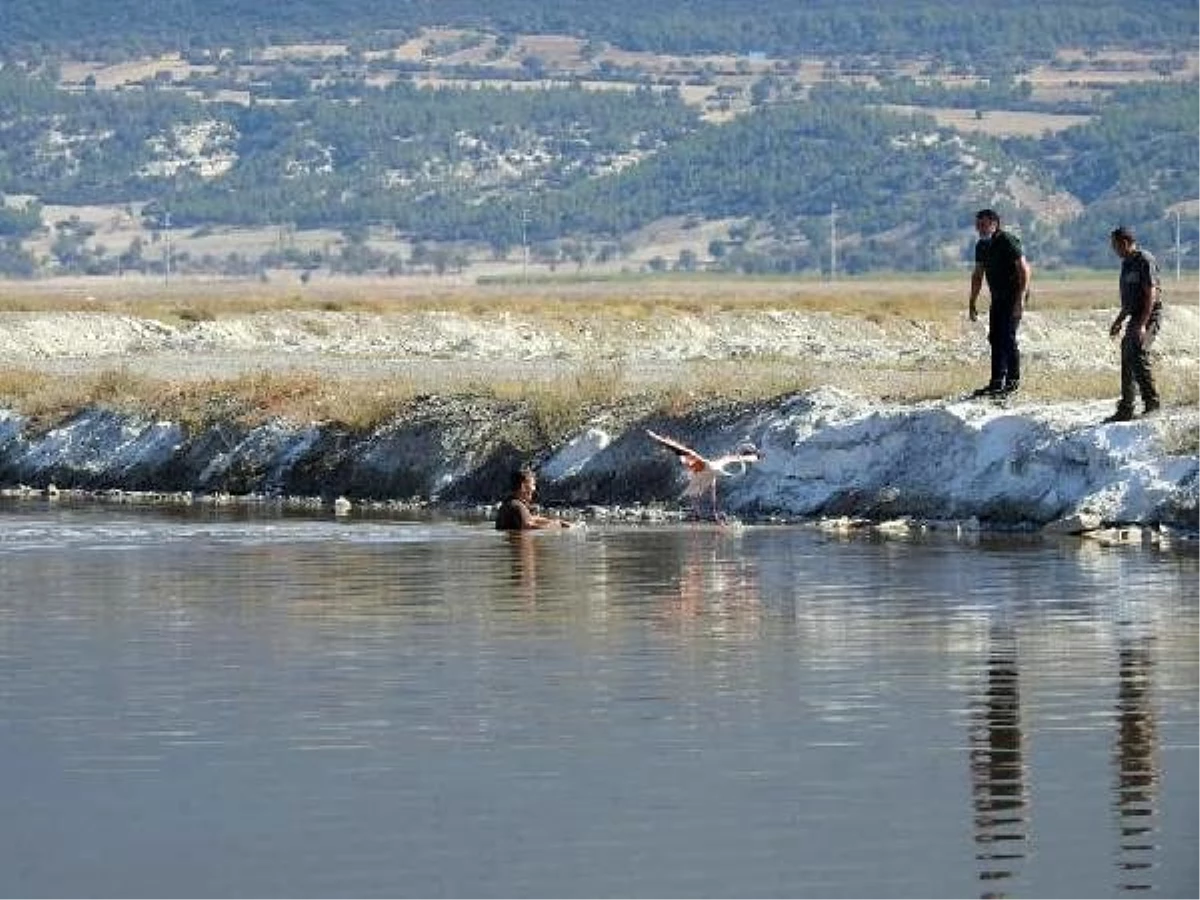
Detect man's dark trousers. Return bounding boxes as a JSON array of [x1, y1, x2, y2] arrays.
[[1118, 329, 1158, 413], [988, 297, 1021, 388]]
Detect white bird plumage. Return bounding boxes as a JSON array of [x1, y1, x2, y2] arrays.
[[646, 429, 762, 518]]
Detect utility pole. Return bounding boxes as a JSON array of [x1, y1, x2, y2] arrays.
[[521, 204, 530, 282], [1172, 209, 1181, 282], [163, 209, 171, 285], [829, 202, 837, 281]]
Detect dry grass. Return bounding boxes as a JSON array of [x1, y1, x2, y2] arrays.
[[2, 353, 1193, 434], [0, 357, 824, 432], [0, 366, 422, 432]]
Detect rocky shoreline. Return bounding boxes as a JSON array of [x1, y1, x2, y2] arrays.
[[2, 388, 1196, 535]]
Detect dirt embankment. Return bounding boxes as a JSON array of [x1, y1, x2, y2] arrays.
[[1, 300, 1196, 400]]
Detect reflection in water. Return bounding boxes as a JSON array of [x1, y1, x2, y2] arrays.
[[1113, 634, 1160, 893], [970, 626, 1028, 899], [506, 531, 541, 607], [662, 529, 761, 629], [0, 505, 1196, 899]]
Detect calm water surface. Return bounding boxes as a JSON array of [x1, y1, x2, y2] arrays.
[[0, 501, 1196, 899]]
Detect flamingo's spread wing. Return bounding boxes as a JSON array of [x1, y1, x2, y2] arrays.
[[710, 445, 762, 477], [646, 429, 698, 458], [646, 429, 708, 465]]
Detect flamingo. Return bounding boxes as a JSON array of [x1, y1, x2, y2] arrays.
[[646, 429, 762, 521]]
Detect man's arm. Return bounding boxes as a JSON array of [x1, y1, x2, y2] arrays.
[[1014, 256, 1031, 320], [968, 264, 985, 321], [1109, 310, 1128, 338], [530, 510, 571, 529], [1109, 269, 1131, 338], [508, 499, 570, 530]]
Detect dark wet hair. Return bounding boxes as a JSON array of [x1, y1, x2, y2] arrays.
[[1111, 225, 1136, 243], [510, 466, 536, 491], [975, 208, 1000, 225]]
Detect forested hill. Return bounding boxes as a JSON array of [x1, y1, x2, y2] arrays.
[[4, 0, 1196, 62], [0, 1, 1195, 279]]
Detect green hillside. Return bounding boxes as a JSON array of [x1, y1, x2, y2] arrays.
[[0, 2, 1195, 278]]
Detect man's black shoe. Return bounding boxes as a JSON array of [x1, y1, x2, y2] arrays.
[[1143, 400, 1160, 416], [1103, 408, 1136, 423], [999, 381, 1020, 396], [971, 383, 1003, 398]]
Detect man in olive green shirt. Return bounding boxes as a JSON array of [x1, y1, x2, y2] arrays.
[[1105, 226, 1162, 422]]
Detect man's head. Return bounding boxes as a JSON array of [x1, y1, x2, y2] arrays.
[[974, 209, 1000, 239], [1110, 226, 1137, 259], [510, 466, 537, 500]]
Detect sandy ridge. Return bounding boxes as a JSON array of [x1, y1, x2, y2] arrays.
[[1, 306, 1196, 389]]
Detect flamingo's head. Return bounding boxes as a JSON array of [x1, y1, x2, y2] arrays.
[[736, 441, 762, 460]]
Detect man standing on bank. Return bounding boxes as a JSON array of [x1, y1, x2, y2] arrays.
[[968, 208, 1032, 397], [1105, 226, 1162, 423]]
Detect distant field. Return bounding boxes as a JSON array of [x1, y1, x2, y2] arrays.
[[882, 105, 1093, 137], [17, 202, 760, 284], [0, 269, 1143, 317]]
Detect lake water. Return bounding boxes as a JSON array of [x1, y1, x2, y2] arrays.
[[0, 501, 1196, 899]]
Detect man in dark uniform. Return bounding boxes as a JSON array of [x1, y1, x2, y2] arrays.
[[968, 209, 1032, 397], [495, 467, 571, 530], [1105, 226, 1162, 422]]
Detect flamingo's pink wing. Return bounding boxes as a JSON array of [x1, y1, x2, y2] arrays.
[[646, 429, 703, 461]]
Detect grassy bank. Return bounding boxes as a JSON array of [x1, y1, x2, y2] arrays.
[[0, 272, 1195, 432], [1, 357, 1193, 439]]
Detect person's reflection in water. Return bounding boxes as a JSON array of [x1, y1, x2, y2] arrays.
[[1112, 633, 1160, 893], [969, 627, 1029, 899], [506, 531, 540, 608]]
